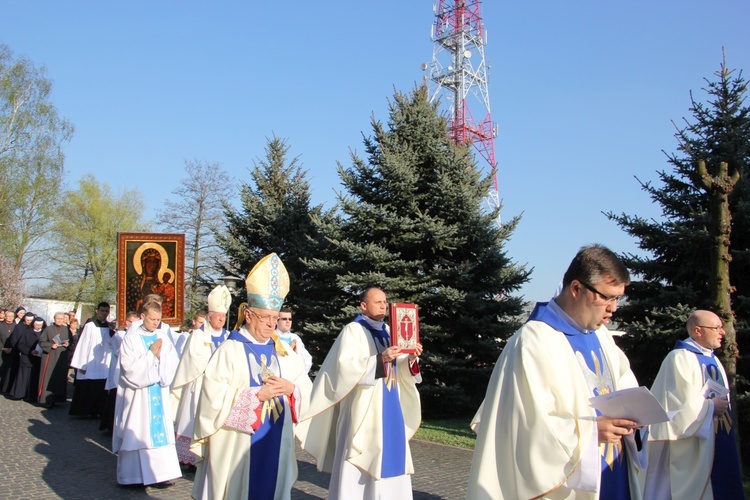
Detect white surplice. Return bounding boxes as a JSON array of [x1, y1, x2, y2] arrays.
[[70, 321, 112, 380], [104, 330, 125, 391]]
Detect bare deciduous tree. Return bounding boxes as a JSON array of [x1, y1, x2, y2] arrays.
[[156, 159, 231, 315]]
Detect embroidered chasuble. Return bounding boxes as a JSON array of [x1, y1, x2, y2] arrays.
[[528, 304, 630, 499], [674, 340, 745, 499], [191, 331, 310, 500], [230, 330, 287, 500], [354, 315, 407, 478]]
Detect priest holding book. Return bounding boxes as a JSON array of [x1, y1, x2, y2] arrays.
[[298, 287, 423, 500]]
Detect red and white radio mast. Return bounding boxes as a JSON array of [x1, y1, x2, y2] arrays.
[[424, 0, 500, 224]]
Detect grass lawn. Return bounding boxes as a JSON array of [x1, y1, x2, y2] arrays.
[[414, 418, 475, 449]]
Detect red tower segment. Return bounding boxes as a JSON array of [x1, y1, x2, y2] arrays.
[[426, 0, 500, 220]]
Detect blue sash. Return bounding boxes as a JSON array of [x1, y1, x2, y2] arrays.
[[138, 332, 169, 448], [355, 315, 406, 478], [226, 331, 284, 500], [198, 325, 226, 348]]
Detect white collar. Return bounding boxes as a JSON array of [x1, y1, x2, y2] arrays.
[[239, 326, 272, 345], [548, 298, 591, 334], [685, 337, 713, 355], [204, 323, 223, 336]]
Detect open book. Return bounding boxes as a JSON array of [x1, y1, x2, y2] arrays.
[[589, 386, 682, 426]]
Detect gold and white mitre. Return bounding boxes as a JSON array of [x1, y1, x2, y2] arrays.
[[245, 253, 289, 312], [207, 284, 232, 313]]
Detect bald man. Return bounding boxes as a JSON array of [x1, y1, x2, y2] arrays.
[[642, 310, 744, 499]]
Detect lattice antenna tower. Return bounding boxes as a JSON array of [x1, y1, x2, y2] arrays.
[[424, 0, 500, 225]]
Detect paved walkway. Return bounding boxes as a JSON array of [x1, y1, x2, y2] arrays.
[[0, 389, 472, 499]]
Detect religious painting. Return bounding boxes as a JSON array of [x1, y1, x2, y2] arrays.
[[116, 232, 185, 327], [389, 303, 420, 354]]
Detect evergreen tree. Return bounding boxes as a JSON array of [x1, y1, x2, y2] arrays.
[[217, 135, 330, 356], [306, 85, 530, 416], [607, 58, 750, 451]]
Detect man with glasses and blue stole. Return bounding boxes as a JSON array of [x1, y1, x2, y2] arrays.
[[113, 301, 181, 488], [642, 310, 745, 499], [191, 253, 312, 500], [297, 287, 424, 500], [467, 244, 645, 499]]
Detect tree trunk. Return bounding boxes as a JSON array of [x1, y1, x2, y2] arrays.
[[696, 160, 741, 452]]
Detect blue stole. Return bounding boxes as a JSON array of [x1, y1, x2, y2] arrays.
[[226, 330, 284, 500], [137, 331, 169, 448], [528, 303, 629, 499], [354, 314, 406, 478], [673, 340, 745, 499], [210, 327, 226, 348]]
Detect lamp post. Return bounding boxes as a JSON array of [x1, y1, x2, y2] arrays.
[[218, 275, 242, 329], [218, 275, 241, 293]]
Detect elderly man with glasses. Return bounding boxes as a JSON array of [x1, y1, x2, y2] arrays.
[[641, 309, 744, 499], [467, 244, 645, 500], [191, 253, 312, 500]]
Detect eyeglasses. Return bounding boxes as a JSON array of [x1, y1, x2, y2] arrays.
[[698, 325, 724, 331], [248, 309, 279, 323], [579, 281, 625, 306], [278, 317, 292, 321]]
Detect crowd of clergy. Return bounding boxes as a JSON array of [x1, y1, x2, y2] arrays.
[[0, 246, 745, 499]]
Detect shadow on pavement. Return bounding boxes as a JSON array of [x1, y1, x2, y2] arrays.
[[27, 409, 138, 498]]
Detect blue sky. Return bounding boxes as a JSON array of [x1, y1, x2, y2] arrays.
[[2, 1, 749, 302]]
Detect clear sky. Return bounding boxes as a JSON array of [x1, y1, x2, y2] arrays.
[[2, 1, 749, 303]]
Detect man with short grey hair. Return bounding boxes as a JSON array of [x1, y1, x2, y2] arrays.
[[642, 309, 744, 499]]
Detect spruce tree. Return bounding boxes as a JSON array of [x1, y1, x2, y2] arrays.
[[607, 58, 750, 451], [306, 85, 530, 416], [218, 134, 331, 358]]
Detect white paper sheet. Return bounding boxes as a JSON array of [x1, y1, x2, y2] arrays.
[[589, 386, 678, 426]]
